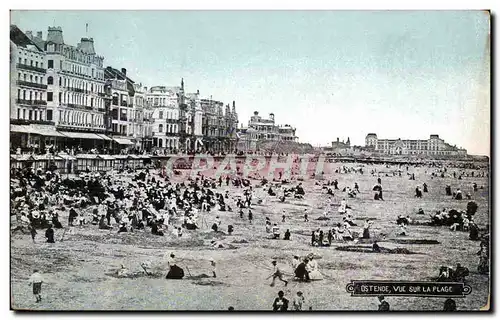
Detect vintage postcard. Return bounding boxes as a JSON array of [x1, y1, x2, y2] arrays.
[[9, 10, 490, 311]]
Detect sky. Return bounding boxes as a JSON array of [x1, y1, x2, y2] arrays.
[[10, 10, 490, 155]]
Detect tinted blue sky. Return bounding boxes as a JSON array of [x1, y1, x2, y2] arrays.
[[10, 10, 490, 155]]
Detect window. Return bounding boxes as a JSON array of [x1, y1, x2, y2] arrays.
[[40, 62, 43, 68], [28, 110, 32, 120], [47, 92, 53, 101], [40, 111, 44, 121], [91, 84, 93, 92], [30, 75, 33, 82], [30, 60, 33, 66], [18, 57, 21, 64], [35, 61, 38, 68], [35, 92, 38, 100], [18, 72, 21, 80], [159, 124, 163, 133], [159, 111, 163, 119], [23, 109, 26, 119], [35, 76, 38, 83], [29, 91, 32, 101], [59, 77, 62, 86], [17, 89, 20, 99], [22, 90, 26, 100], [59, 92, 62, 103], [91, 98, 94, 107], [24, 58, 27, 65], [34, 110, 38, 120], [17, 109, 20, 119], [23, 74, 26, 81], [48, 60, 54, 69]]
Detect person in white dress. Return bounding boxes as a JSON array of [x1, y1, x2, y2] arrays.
[[306, 255, 323, 280]]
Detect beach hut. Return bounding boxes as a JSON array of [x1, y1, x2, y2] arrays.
[[32, 154, 61, 171], [76, 154, 100, 172], [57, 153, 77, 174], [10, 154, 35, 170], [113, 155, 129, 170], [98, 154, 116, 172], [128, 154, 141, 169]]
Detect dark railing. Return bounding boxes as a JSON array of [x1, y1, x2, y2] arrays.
[[128, 104, 134, 108], [11, 119, 54, 126], [97, 108, 105, 112], [16, 63, 46, 73], [16, 99, 47, 106], [120, 101, 127, 107], [16, 80, 47, 89], [98, 92, 106, 97]]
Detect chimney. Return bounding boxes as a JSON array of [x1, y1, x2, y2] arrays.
[[197, 89, 199, 94], [36, 31, 42, 39], [25, 31, 33, 39], [121, 68, 127, 76], [337, 137, 339, 143]]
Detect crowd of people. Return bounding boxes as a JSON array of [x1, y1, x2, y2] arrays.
[[11, 157, 490, 311]]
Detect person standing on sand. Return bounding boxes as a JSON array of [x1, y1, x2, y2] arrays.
[[378, 296, 390, 311], [28, 269, 44, 303], [45, 224, 55, 243], [269, 260, 288, 287], [292, 291, 305, 311], [272, 290, 289, 311], [28, 223, 37, 243], [209, 258, 217, 278]]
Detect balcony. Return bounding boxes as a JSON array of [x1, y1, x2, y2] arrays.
[[16, 80, 47, 89], [120, 101, 128, 107], [98, 92, 107, 97], [16, 63, 46, 73], [16, 99, 47, 106]]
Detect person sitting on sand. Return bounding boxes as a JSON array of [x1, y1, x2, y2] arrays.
[[99, 214, 112, 230], [45, 224, 55, 243], [272, 224, 280, 239], [294, 258, 310, 282], [306, 255, 322, 280], [362, 219, 372, 239], [284, 229, 291, 240]]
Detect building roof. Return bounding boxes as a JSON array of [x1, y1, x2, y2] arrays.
[[10, 25, 43, 52], [105, 66, 135, 95]]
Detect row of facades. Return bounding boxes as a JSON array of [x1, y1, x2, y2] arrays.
[[10, 25, 298, 154]]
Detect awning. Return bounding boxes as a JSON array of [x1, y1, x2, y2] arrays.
[[113, 137, 134, 145], [10, 125, 32, 134], [30, 124, 65, 137], [98, 155, 116, 160], [60, 131, 105, 140], [10, 124, 64, 137], [95, 134, 113, 141]]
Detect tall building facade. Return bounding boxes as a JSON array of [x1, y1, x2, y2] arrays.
[[10, 26, 48, 123], [146, 84, 181, 151], [42, 27, 107, 136], [10, 24, 243, 155], [365, 133, 467, 157], [201, 99, 238, 153]]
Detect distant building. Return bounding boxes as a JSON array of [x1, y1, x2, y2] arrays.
[[201, 98, 238, 153], [365, 133, 467, 157], [237, 111, 297, 151]]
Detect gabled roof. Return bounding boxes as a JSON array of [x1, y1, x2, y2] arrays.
[[105, 66, 135, 96], [10, 25, 44, 52]]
